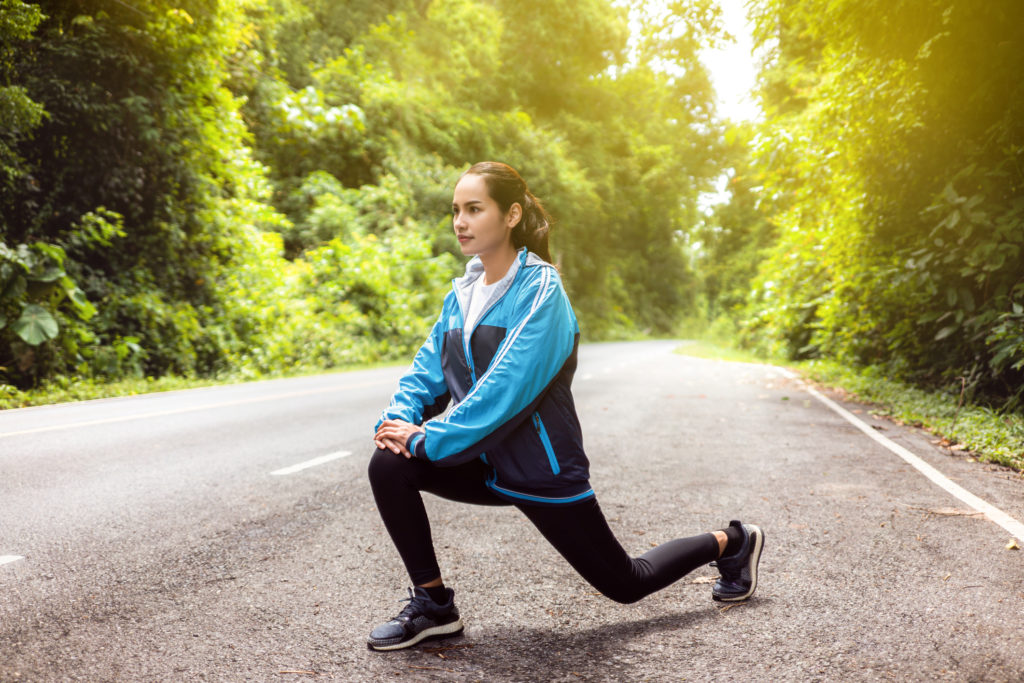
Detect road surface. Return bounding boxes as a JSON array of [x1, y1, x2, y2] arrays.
[[2, 340, 1023, 681]]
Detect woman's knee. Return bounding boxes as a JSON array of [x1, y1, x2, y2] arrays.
[[367, 447, 417, 488], [367, 447, 397, 485], [594, 582, 646, 604]]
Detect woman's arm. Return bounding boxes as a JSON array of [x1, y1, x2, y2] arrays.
[[408, 266, 576, 465], [374, 306, 452, 433]]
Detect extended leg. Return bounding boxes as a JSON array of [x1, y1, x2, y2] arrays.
[[517, 497, 720, 604]]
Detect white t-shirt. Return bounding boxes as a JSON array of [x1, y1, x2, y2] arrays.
[[463, 262, 517, 345], [463, 276, 500, 345]]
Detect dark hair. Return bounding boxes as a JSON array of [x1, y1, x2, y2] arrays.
[[460, 161, 553, 262]]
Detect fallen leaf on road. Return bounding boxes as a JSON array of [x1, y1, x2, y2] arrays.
[[1008, 539, 1020, 550], [907, 505, 983, 517], [717, 603, 745, 613], [423, 644, 474, 654]]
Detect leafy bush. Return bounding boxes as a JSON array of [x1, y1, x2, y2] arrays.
[[724, 0, 1024, 412]]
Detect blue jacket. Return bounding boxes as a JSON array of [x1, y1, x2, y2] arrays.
[[376, 247, 594, 505]]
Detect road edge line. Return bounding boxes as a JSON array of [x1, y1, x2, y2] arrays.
[[775, 367, 1024, 543]]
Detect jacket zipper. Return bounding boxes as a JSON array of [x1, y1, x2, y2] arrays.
[[453, 281, 477, 381], [455, 258, 520, 383], [532, 413, 560, 475]]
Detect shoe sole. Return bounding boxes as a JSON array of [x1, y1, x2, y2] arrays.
[[367, 618, 464, 652], [712, 524, 764, 602]]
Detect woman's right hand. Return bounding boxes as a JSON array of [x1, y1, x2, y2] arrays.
[[375, 435, 401, 454], [374, 419, 425, 459]]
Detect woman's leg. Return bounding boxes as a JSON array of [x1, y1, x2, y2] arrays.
[[367, 449, 507, 585], [517, 497, 720, 604]]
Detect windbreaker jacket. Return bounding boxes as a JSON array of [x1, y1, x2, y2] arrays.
[[375, 247, 593, 505]]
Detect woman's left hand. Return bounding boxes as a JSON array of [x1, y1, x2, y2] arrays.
[[374, 419, 425, 459]]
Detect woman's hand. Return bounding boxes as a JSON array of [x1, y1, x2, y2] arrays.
[[374, 419, 425, 459]]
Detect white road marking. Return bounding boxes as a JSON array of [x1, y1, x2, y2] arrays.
[[271, 451, 352, 476], [778, 368, 1024, 543], [0, 555, 25, 566], [0, 380, 392, 439]]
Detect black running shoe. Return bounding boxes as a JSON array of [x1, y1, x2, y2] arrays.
[[367, 587, 463, 651], [711, 520, 764, 602]]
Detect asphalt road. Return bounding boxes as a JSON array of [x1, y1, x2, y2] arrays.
[[2, 340, 1023, 682]]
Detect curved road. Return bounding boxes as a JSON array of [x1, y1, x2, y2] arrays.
[[2, 340, 1023, 681]]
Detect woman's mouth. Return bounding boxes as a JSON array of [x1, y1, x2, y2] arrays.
[[457, 235, 472, 243]]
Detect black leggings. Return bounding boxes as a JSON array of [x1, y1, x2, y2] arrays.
[[367, 449, 719, 604]]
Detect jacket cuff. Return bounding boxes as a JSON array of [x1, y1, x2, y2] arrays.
[[406, 431, 427, 459]]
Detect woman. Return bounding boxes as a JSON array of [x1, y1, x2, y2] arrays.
[[367, 161, 764, 651]]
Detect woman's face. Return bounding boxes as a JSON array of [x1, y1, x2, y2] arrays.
[[451, 174, 520, 258]]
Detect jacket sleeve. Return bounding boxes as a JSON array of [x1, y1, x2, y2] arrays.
[[375, 304, 451, 432], [406, 265, 576, 464]]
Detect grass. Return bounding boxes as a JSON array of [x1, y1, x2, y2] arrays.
[[675, 340, 1024, 473]]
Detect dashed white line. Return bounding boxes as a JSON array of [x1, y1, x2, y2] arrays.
[[1, 555, 25, 566], [271, 450, 352, 476], [778, 367, 1024, 543]]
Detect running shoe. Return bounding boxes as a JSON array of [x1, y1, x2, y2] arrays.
[[711, 520, 764, 602], [367, 587, 463, 651]]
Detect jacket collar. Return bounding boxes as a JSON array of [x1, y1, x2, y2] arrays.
[[454, 247, 539, 320]]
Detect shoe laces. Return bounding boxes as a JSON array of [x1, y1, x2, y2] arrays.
[[393, 587, 431, 622]]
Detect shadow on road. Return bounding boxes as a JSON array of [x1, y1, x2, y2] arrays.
[[380, 607, 725, 680]]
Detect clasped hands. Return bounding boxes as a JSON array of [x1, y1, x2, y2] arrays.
[[374, 418, 425, 459]]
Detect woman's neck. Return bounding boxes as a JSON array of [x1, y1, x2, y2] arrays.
[[478, 244, 518, 285]]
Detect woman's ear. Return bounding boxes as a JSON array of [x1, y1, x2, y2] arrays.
[[507, 202, 523, 229]]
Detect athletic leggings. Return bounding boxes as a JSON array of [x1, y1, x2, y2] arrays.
[[367, 449, 719, 604]]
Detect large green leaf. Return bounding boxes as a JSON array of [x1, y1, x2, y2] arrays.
[[13, 304, 59, 345]]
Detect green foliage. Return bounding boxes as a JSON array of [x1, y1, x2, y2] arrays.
[[714, 0, 1024, 414], [3, 0, 723, 392], [693, 124, 775, 331], [0, 0, 47, 198]]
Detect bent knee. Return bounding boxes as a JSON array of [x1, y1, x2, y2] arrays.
[[367, 447, 416, 487], [367, 447, 394, 481], [601, 587, 646, 605]]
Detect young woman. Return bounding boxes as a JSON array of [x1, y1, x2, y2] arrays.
[[367, 161, 764, 651]]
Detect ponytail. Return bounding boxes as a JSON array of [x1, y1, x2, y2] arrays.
[[461, 161, 553, 262]]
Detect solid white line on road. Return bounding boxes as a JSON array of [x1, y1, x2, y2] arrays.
[[271, 451, 352, 476], [778, 368, 1024, 543], [0, 555, 25, 566], [0, 380, 393, 440]]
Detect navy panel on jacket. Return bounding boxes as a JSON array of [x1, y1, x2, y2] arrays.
[[441, 329, 472, 404], [470, 324, 507, 377]]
